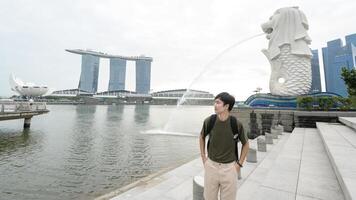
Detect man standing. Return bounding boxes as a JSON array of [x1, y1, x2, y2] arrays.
[[199, 92, 249, 200]]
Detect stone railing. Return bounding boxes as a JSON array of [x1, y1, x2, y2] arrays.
[[0, 101, 47, 113]]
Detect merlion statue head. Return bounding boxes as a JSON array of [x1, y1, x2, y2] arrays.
[[261, 6, 312, 60]]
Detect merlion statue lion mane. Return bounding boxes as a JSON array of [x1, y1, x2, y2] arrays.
[[261, 7, 312, 96]]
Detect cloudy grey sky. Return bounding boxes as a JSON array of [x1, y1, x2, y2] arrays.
[[1, 0, 355, 100]]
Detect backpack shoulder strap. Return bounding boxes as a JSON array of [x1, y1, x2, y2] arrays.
[[230, 115, 240, 162], [230, 115, 239, 136], [206, 114, 217, 136], [206, 114, 217, 152]]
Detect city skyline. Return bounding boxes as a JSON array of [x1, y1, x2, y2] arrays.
[[1, 0, 356, 100]]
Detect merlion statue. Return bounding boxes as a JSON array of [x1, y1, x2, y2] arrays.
[[261, 7, 312, 96]]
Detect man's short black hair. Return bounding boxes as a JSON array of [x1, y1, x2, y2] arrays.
[[214, 92, 235, 111]]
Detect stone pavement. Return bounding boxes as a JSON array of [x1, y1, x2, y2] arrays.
[[97, 133, 288, 200], [96, 119, 356, 200], [238, 128, 344, 200]]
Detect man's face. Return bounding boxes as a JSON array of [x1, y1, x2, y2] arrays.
[[214, 98, 229, 114]]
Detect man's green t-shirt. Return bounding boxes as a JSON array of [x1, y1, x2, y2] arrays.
[[201, 115, 248, 163]]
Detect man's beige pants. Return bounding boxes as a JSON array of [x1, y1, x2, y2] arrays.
[[204, 158, 237, 200]]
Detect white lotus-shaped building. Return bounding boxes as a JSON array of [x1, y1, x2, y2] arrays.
[[9, 74, 48, 96]]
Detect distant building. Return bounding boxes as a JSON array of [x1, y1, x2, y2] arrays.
[[50, 88, 92, 97], [310, 49, 322, 93], [66, 49, 153, 94], [48, 89, 151, 104], [136, 60, 151, 94], [49, 88, 214, 105], [95, 90, 151, 99], [108, 58, 126, 91], [9, 74, 48, 97], [78, 54, 100, 93], [322, 33, 356, 97], [151, 89, 214, 105]]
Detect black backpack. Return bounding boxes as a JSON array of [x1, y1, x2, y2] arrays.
[[204, 114, 240, 162]]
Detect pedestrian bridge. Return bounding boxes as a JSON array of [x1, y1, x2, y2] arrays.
[[0, 100, 49, 128]]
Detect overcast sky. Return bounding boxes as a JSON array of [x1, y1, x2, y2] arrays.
[[1, 0, 355, 100]]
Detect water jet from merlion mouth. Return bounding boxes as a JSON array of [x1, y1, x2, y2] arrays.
[[142, 33, 265, 137]]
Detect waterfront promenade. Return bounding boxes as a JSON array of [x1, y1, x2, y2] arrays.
[[98, 117, 356, 200]]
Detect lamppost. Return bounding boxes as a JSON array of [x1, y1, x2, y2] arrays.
[[253, 87, 262, 94]]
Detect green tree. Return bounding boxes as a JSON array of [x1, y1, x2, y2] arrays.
[[341, 67, 356, 96]]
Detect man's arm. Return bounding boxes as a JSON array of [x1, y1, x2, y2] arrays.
[[234, 141, 249, 173], [239, 141, 249, 166], [199, 132, 207, 164], [235, 120, 249, 171]]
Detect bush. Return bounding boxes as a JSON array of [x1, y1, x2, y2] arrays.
[[349, 96, 356, 108], [333, 96, 351, 110], [297, 96, 313, 110], [318, 96, 334, 111], [297, 96, 352, 111]]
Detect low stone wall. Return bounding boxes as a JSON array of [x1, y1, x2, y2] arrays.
[[231, 108, 356, 138], [293, 111, 356, 128]]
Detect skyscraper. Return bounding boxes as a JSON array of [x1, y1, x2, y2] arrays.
[[108, 58, 126, 91], [78, 54, 100, 93], [322, 33, 356, 97], [310, 49, 321, 93], [136, 60, 151, 94]]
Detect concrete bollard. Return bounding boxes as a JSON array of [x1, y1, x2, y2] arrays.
[[271, 128, 279, 139], [275, 125, 284, 135], [265, 133, 274, 144], [246, 148, 257, 163], [257, 137, 267, 152], [193, 176, 204, 200]]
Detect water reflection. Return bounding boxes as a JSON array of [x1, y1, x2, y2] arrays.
[[75, 105, 97, 123], [59, 105, 98, 198], [106, 105, 124, 122], [0, 130, 30, 153], [96, 105, 127, 193], [134, 105, 150, 124], [0, 128, 43, 159]]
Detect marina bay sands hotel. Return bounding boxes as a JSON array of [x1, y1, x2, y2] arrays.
[[66, 49, 153, 94]]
